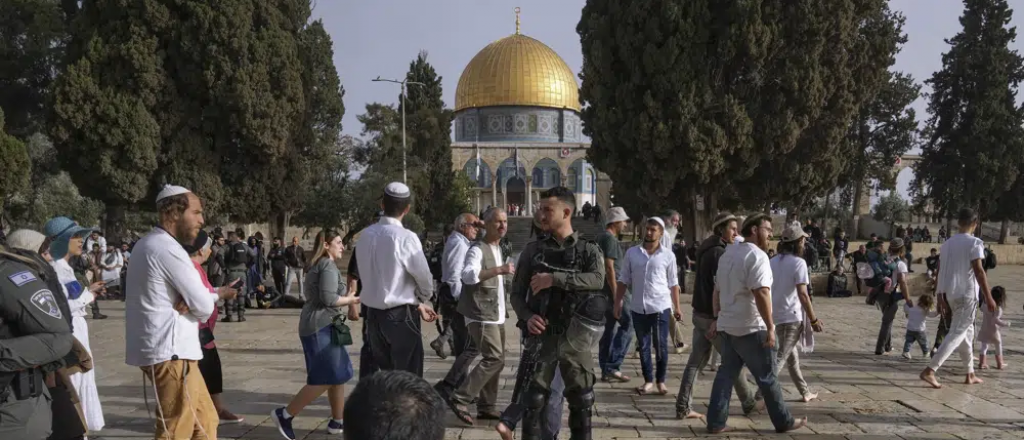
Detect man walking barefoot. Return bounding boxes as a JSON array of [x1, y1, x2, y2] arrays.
[[920, 208, 995, 389]]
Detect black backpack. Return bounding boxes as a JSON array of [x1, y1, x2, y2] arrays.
[[224, 242, 248, 268], [427, 245, 444, 282], [984, 248, 997, 271]]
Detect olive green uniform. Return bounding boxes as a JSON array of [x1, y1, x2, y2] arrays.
[[510, 232, 605, 440], [0, 253, 75, 440]]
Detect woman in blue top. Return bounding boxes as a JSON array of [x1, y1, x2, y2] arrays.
[[272, 230, 360, 439]]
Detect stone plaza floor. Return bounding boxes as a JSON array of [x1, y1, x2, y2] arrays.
[[85, 267, 1024, 439]]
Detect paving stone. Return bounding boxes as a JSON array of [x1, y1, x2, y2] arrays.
[[80, 266, 1024, 438]]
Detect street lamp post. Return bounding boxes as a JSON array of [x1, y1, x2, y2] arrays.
[[372, 76, 425, 184]]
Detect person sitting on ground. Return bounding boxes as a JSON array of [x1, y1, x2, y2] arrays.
[[256, 280, 305, 309], [826, 265, 852, 298], [925, 249, 940, 280], [343, 370, 446, 440]]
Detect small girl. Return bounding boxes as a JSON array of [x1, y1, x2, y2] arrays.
[[903, 294, 938, 359], [979, 286, 1011, 369]]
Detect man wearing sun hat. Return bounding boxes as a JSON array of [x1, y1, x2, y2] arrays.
[[124, 185, 240, 440], [676, 212, 761, 420], [356, 182, 437, 377]]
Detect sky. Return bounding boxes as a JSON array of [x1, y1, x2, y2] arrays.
[[313, 0, 1024, 201]]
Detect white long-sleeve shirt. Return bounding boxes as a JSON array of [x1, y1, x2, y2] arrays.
[[51, 258, 95, 318], [441, 232, 472, 299], [461, 243, 506, 325], [125, 227, 217, 367], [618, 244, 678, 315], [355, 217, 434, 309]]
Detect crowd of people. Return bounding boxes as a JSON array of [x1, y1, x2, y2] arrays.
[[0, 176, 1015, 440]]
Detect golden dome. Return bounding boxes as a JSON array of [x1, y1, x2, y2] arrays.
[[454, 33, 580, 112]]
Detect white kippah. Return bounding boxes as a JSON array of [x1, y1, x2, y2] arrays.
[[156, 184, 191, 203], [384, 182, 411, 199]]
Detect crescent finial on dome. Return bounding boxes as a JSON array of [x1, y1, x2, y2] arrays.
[[515, 7, 521, 35]]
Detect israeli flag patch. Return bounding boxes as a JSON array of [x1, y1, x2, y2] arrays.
[[8, 271, 37, 287]]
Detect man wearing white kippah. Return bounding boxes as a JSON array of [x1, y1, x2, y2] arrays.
[[125, 185, 240, 440], [356, 182, 437, 377]]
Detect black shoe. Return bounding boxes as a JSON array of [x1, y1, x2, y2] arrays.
[[222, 315, 234, 323], [92, 313, 108, 320], [237, 315, 247, 322]]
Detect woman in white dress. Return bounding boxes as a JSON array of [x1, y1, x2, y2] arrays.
[[44, 216, 106, 433]]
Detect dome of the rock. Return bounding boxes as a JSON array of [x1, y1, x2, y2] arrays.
[[454, 34, 580, 112]]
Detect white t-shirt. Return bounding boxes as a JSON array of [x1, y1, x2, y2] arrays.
[[769, 254, 808, 325], [904, 302, 938, 332], [715, 242, 773, 336], [936, 233, 985, 300]]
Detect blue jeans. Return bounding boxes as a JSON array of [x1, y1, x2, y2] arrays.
[[599, 302, 634, 376], [707, 331, 795, 433], [632, 309, 670, 383]]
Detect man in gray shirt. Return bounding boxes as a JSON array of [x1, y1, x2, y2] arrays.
[[597, 207, 632, 382]]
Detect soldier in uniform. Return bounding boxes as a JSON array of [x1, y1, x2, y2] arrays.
[[510, 187, 606, 440], [0, 245, 75, 440]]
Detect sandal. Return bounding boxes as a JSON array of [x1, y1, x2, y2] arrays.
[[635, 384, 654, 395], [602, 372, 631, 383], [446, 400, 475, 426]]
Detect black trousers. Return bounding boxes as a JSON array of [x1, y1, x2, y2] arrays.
[[272, 268, 286, 294], [441, 314, 475, 388], [365, 305, 424, 378], [48, 377, 87, 440], [358, 304, 379, 380]]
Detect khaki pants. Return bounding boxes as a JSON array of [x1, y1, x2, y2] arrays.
[[142, 360, 218, 440], [453, 322, 506, 412]]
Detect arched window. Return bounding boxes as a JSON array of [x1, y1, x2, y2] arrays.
[[462, 158, 492, 188], [531, 158, 561, 189], [497, 157, 527, 188]]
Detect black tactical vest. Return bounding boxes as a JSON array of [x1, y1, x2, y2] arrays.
[[528, 240, 606, 333]]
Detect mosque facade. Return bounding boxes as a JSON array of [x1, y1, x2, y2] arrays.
[[450, 14, 611, 216]]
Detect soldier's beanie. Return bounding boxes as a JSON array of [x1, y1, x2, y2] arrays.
[[7, 229, 46, 254]]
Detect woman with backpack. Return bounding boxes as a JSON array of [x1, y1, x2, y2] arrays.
[[873, 238, 913, 355]]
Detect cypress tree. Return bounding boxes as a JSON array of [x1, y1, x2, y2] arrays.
[[913, 0, 1024, 223]]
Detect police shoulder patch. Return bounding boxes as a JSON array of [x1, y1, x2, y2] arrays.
[[8, 270, 37, 287], [30, 289, 63, 320]]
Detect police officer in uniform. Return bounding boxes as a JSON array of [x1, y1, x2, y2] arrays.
[[0, 245, 75, 439], [222, 231, 251, 322], [510, 187, 606, 440]]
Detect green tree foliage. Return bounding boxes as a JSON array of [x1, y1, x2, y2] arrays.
[[293, 135, 356, 232], [49, 0, 162, 243], [873, 191, 910, 224], [50, 0, 343, 241], [0, 0, 66, 139], [4, 133, 105, 228], [578, 0, 905, 236], [401, 52, 468, 230], [0, 109, 31, 205], [913, 0, 1024, 221]]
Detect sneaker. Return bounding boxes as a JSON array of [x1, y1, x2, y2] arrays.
[[327, 419, 344, 434], [271, 407, 296, 440], [902, 352, 912, 360]]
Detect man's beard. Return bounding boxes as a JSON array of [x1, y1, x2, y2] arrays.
[[176, 223, 197, 244], [643, 237, 656, 243], [756, 235, 770, 251]]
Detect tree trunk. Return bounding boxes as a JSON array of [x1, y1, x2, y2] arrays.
[[849, 181, 864, 239], [104, 204, 128, 245], [999, 219, 1009, 244], [273, 212, 289, 242]]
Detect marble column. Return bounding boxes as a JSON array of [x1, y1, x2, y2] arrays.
[[491, 172, 498, 211], [526, 176, 533, 216]]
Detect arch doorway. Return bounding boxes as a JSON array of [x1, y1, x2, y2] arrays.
[[505, 176, 526, 211]]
